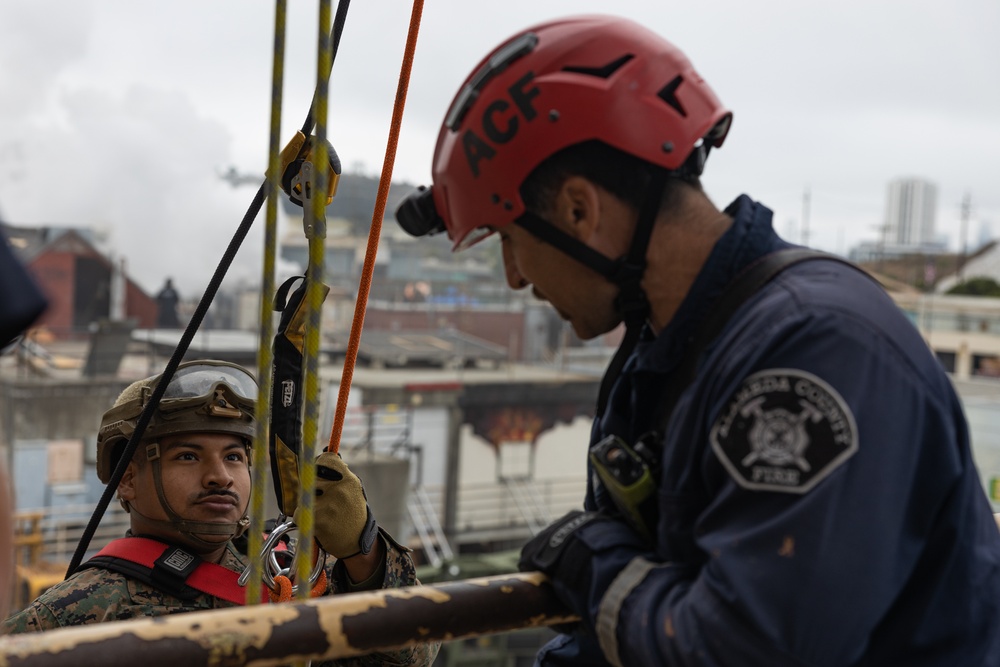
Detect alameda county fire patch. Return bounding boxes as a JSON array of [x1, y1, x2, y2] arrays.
[[710, 369, 858, 494]]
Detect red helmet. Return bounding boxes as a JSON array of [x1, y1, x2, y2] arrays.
[[408, 15, 732, 249]]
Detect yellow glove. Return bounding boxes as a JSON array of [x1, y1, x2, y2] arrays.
[[295, 452, 378, 559]]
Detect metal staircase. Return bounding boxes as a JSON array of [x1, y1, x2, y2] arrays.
[[407, 485, 454, 568]]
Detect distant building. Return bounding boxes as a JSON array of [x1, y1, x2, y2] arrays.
[[886, 177, 938, 247], [849, 239, 948, 264], [850, 178, 944, 264], [936, 241, 1000, 294], [2, 224, 157, 338], [892, 290, 1000, 380]]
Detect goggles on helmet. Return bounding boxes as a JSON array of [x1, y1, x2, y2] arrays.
[[158, 361, 257, 407], [150, 361, 256, 426], [96, 360, 258, 484]]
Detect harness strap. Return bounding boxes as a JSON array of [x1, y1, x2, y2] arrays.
[[597, 170, 670, 417], [654, 247, 866, 432], [82, 537, 264, 606]]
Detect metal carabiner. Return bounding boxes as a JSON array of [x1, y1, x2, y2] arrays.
[[239, 516, 326, 594]]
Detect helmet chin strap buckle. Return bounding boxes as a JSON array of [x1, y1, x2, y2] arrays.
[[610, 257, 650, 318], [235, 516, 251, 539], [678, 138, 718, 179]]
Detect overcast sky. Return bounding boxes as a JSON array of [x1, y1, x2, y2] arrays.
[[1, 0, 998, 295]]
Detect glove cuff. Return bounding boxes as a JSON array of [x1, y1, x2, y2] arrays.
[[336, 505, 378, 559], [358, 505, 378, 556]]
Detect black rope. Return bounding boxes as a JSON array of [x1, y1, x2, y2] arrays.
[[300, 0, 350, 135], [67, 0, 353, 577]]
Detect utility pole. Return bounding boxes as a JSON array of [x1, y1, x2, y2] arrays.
[[801, 187, 811, 247], [875, 218, 888, 273], [958, 192, 971, 282]]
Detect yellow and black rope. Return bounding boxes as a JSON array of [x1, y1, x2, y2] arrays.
[[246, 0, 289, 609]]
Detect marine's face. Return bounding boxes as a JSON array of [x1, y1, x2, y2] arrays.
[[121, 432, 250, 547]]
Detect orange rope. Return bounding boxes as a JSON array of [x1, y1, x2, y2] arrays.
[[327, 0, 424, 454], [268, 569, 328, 603]]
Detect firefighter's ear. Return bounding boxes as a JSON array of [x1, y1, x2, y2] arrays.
[[554, 176, 602, 243], [554, 176, 630, 258]]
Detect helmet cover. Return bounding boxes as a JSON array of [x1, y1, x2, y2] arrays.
[[96, 360, 257, 484]]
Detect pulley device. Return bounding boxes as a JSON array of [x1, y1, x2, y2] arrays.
[[277, 131, 342, 208]]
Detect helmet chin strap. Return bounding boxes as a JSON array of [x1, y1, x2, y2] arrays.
[[515, 168, 670, 416], [128, 442, 251, 551], [125, 503, 250, 551]]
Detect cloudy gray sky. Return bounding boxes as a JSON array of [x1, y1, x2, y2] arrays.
[[1, 0, 998, 294]]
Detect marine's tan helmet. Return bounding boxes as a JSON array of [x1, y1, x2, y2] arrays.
[[96, 360, 257, 484]]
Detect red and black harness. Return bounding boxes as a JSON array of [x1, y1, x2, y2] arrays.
[[80, 537, 266, 605]]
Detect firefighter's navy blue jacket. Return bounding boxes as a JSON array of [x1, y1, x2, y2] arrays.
[[537, 196, 1000, 666]]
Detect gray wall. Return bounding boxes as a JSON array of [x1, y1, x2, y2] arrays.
[[0, 378, 128, 453], [347, 453, 411, 543], [1, 378, 128, 511]]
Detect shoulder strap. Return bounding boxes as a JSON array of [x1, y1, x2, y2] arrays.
[[81, 537, 258, 606], [655, 248, 856, 432]]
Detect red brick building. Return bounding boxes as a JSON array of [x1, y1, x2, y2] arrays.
[[3, 225, 156, 339]]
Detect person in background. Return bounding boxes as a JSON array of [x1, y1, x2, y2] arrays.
[[154, 278, 181, 328]]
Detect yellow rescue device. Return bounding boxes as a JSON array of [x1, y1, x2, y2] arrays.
[[275, 131, 341, 207]]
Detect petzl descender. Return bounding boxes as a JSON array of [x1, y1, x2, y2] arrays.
[[269, 275, 329, 515]]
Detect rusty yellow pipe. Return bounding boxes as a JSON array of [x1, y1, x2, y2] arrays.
[[0, 572, 577, 667]]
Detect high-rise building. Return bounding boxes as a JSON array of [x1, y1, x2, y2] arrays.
[[885, 177, 938, 247]]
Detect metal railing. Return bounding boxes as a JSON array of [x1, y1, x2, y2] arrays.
[[408, 478, 585, 548], [19, 479, 586, 568], [500, 477, 553, 534], [15, 504, 131, 564]]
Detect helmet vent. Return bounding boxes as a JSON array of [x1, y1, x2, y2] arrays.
[[657, 75, 687, 117], [561, 54, 633, 79]]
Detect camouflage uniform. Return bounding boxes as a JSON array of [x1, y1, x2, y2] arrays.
[[3, 533, 439, 667]]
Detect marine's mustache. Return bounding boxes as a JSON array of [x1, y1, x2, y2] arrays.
[[193, 489, 241, 504]]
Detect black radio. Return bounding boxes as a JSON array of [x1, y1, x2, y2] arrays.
[[589, 434, 659, 542]]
